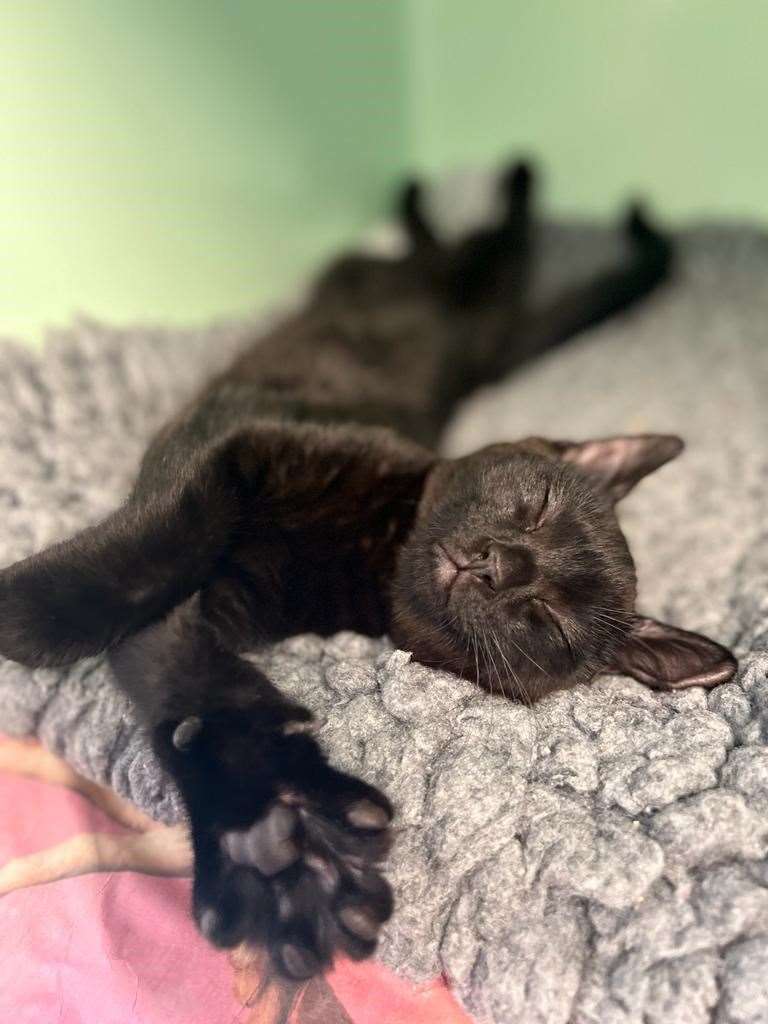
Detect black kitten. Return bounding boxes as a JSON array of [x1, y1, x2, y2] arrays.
[[0, 163, 736, 980]]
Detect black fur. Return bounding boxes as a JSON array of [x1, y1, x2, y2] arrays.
[[0, 162, 736, 978]]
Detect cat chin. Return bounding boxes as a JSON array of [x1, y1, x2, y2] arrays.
[[388, 599, 595, 701]]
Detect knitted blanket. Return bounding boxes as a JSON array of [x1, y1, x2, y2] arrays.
[[0, 223, 766, 1024]]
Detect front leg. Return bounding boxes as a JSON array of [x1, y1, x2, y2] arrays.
[[111, 600, 393, 980]]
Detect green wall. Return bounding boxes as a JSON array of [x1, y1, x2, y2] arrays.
[[1, 2, 766, 342], [409, 0, 768, 221], [0, 1, 407, 341]]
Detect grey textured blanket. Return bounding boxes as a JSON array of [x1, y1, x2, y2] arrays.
[[1, 225, 767, 1024]]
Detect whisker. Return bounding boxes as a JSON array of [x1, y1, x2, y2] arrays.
[[490, 627, 533, 709], [505, 632, 551, 679], [482, 630, 502, 697], [591, 611, 631, 632], [487, 630, 509, 701], [496, 630, 538, 760], [589, 607, 633, 625]]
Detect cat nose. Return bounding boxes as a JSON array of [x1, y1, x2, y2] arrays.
[[468, 543, 536, 592]]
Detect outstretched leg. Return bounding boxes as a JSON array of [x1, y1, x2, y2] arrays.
[[440, 200, 672, 402], [398, 179, 439, 251], [446, 159, 537, 307], [500, 159, 535, 245], [0, 436, 242, 667], [111, 597, 394, 980], [516, 203, 673, 360], [399, 159, 536, 305]]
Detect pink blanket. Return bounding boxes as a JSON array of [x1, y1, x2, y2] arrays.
[[0, 739, 473, 1024]]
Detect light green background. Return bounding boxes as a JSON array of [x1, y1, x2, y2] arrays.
[[408, 1, 768, 222], [1, 1, 766, 342], [0, 1, 408, 341]]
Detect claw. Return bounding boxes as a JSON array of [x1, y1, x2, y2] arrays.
[[304, 852, 340, 895], [283, 714, 326, 736], [339, 904, 380, 942], [199, 907, 221, 941], [172, 715, 203, 751], [346, 799, 390, 831], [280, 943, 320, 980]]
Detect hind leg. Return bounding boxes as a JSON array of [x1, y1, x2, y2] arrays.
[[466, 201, 673, 385], [399, 179, 438, 250], [514, 203, 673, 360], [447, 158, 538, 308], [500, 159, 535, 238]]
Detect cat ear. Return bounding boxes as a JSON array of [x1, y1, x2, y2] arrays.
[[552, 434, 684, 502], [604, 616, 737, 690], [417, 459, 456, 519]]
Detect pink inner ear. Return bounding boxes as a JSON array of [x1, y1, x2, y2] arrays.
[[562, 438, 634, 478], [558, 434, 684, 501]]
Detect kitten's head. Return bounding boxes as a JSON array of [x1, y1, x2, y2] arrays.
[[391, 435, 736, 700]]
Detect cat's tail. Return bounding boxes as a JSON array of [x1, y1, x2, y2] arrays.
[[0, 444, 240, 668]]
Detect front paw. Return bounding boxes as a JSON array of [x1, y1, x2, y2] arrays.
[[182, 728, 393, 979]]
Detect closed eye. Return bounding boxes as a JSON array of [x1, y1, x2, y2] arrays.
[[527, 482, 551, 532]]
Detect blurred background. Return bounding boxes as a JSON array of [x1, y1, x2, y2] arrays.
[[1, 0, 766, 344]]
